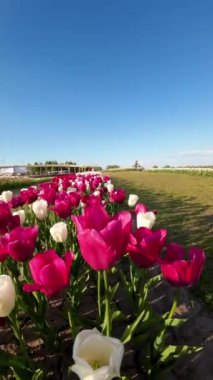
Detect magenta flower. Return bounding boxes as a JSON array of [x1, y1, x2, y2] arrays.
[[160, 244, 205, 287], [72, 205, 132, 270], [20, 187, 38, 204], [10, 195, 25, 209], [0, 235, 9, 262], [109, 188, 126, 204], [52, 199, 72, 219], [0, 202, 20, 234], [6, 226, 38, 261], [23, 249, 74, 297], [127, 227, 167, 267], [39, 188, 57, 205]]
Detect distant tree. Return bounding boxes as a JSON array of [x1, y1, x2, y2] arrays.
[[65, 161, 77, 165], [45, 160, 58, 165], [106, 165, 120, 169], [133, 160, 143, 171], [152, 165, 158, 168], [164, 165, 171, 168]]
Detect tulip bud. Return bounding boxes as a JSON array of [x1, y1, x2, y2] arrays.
[[32, 199, 48, 220], [50, 222, 68, 243], [13, 210, 25, 225], [93, 190, 100, 197], [67, 187, 77, 193], [72, 328, 124, 380], [136, 211, 156, 229], [1, 191, 13, 203], [106, 183, 114, 193], [128, 194, 139, 207], [0, 275, 16, 317]]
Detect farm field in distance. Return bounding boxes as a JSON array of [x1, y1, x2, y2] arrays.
[[104, 170, 213, 309], [0, 176, 52, 193]]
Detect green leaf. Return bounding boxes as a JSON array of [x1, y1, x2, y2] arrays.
[[164, 318, 187, 327], [160, 344, 202, 363], [0, 352, 29, 370], [111, 310, 124, 322], [32, 369, 44, 380]]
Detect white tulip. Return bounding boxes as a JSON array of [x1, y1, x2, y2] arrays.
[[136, 211, 156, 229], [106, 184, 114, 193], [58, 184, 63, 192], [13, 210, 25, 225], [32, 199, 48, 220], [50, 222, 68, 243], [72, 328, 124, 380], [1, 191, 13, 203], [67, 187, 77, 193], [85, 181, 90, 191], [127, 194, 139, 207], [0, 275, 16, 317], [93, 190, 100, 197]]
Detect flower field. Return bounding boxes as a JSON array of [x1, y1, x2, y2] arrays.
[[0, 173, 209, 379]]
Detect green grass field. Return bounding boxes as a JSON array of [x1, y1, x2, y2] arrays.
[[0, 177, 52, 193], [105, 171, 213, 309]]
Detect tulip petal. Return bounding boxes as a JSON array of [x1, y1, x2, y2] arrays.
[[77, 229, 115, 270], [39, 259, 68, 296], [29, 250, 59, 283]]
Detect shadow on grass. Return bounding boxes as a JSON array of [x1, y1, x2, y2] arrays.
[[112, 177, 213, 309]]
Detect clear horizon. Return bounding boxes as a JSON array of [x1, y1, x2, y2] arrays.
[[0, 1, 213, 168]]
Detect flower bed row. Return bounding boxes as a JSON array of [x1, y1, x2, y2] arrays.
[[0, 173, 206, 379]]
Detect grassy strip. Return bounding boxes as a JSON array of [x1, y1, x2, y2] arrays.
[[146, 169, 213, 177], [104, 171, 213, 309], [0, 177, 52, 193]]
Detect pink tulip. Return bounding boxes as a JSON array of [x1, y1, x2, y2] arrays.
[[0, 202, 20, 234], [72, 205, 132, 270], [127, 227, 167, 267], [52, 199, 72, 219], [39, 188, 57, 205], [0, 235, 9, 262], [23, 249, 74, 297], [10, 195, 25, 209], [20, 187, 38, 204], [160, 245, 205, 287], [109, 188, 126, 204], [6, 226, 38, 261]]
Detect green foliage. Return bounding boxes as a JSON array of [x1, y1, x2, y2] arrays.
[[106, 164, 121, 169]]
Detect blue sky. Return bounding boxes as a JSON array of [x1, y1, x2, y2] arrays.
[[0, 0, 213, 168]]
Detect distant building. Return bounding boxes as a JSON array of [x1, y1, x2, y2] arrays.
[[0, 166, 28, 176]]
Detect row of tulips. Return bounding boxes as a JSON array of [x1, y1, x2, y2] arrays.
[[0, 172, 206, 379]]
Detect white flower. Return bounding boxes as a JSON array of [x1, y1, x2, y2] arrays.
[[0, 275, 16, 317], [32, 199, 48, 220], [106, 184, 114, 193], [93, 190, 100, 197], [127, 194, 139, 207], [50, 222, 68, 243], [67, 187, 77, 193], [72, 328, 124, 380], [1, 191, 13, 203], [136, 211, 156, 229], [13, 210, 25, 225], [85, 181, 90, 192]]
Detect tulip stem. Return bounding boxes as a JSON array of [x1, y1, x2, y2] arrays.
[[103, 270, 111, 336], [68, 302, 77, 338], [9, 310, 32, 364], [97, 271, 102, 318]]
